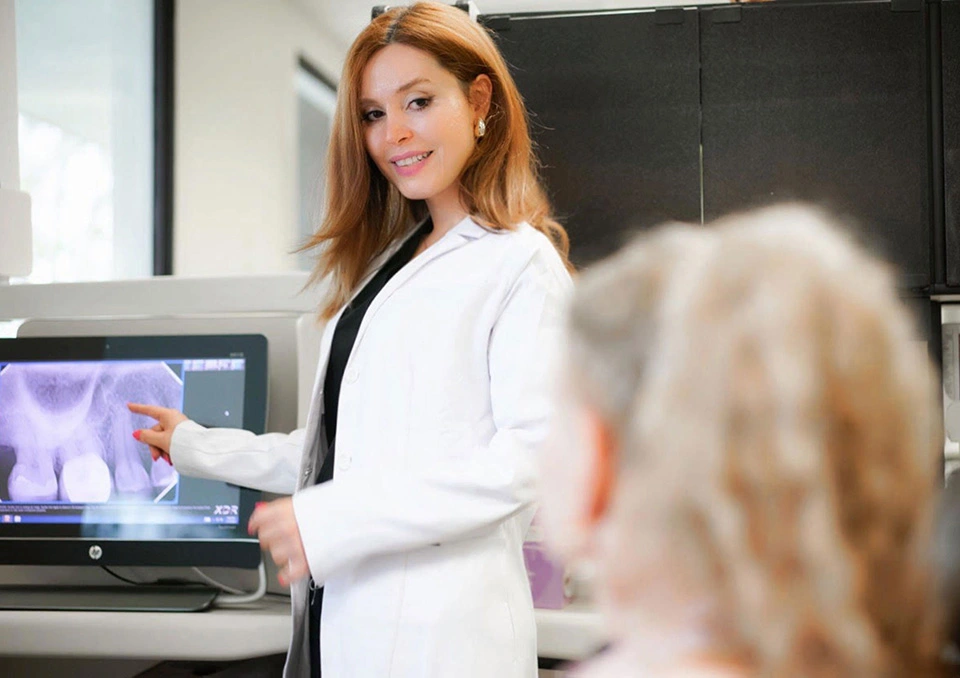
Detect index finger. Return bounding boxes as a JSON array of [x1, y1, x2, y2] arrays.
[[127, 402, 167, 420]]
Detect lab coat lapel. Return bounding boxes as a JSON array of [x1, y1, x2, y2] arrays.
[[307, 224, 420, 419], [351, 216, 488, 350], [297, 305, 344, 487], [300, 230, 414, 474], [300, 217, 487, 479]]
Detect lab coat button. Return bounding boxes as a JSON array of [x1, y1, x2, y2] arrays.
[[338, 456, 352, 471], [345, 369, 359, 384]]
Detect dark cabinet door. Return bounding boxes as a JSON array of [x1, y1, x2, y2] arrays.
[[483, 10, 702, 267], [944, 0, 960, 285], [700, 1, 930, 290]]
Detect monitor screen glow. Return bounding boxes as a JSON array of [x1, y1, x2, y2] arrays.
[[0, 335, 267, 568]]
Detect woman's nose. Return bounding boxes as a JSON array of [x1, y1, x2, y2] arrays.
[[386, 114, 412, 145]]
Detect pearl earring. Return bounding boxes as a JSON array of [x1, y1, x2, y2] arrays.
[[476, 118, 486, 138]]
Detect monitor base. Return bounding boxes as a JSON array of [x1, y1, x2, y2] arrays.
[[0, 585, 218, 612]]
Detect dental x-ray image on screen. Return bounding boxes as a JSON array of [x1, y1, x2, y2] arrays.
[[0, 335, 266, 569], [0, 360, 182, 505]]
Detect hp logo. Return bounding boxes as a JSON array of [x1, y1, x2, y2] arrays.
[[88, 545, 103, 561]]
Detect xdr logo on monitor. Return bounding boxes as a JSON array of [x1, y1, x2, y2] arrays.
[[88, 545, 103, 561]]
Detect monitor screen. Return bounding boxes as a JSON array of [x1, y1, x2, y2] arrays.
[[0, 334, 267, 568]]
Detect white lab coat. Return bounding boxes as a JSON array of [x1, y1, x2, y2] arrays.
[[169, 216, 573, 677]]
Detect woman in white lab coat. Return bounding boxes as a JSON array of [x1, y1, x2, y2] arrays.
[[129, 3, 573, 677]]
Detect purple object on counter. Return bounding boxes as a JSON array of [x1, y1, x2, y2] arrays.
[[523, 541, 567, 609]]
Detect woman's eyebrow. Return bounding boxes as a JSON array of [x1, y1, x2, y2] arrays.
[[360, 78, 433, 107], [396, 77, 431, 93]]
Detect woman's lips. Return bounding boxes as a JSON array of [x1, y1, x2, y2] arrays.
[[391, 150, 433, 177]]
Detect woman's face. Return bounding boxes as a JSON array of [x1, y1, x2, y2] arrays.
[[360, 43, 480, 211]]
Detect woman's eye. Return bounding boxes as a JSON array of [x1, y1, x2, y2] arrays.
[[362, 110, 384, 123], [409, 97, 432, 111]]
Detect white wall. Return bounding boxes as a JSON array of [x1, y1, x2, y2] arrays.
[[174, 0, 343, 276]]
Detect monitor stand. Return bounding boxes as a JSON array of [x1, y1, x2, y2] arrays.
[[0, 584, 219, 612]]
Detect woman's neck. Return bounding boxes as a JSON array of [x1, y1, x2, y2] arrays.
[[424, 186, 469, 244]]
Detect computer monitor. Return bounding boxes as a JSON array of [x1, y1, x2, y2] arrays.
[[0, 334, 266, 570]]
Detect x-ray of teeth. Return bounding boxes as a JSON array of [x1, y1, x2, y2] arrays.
[[59, 453, 112, 503], [7, 462, 57, 502], [0, 361, 183, 504]]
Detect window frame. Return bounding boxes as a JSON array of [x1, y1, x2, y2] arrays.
[[153, 0, 175, 276]]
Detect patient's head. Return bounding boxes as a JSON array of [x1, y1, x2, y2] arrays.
[[541, 204, 943, 675]]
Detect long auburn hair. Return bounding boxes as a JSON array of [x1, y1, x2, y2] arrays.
[[301, 2, 571, 318]]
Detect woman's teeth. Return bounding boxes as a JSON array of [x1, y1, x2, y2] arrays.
[[395, 152, 431, 167]]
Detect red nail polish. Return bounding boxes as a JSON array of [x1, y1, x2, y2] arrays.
[[132, 430, 141, 441]]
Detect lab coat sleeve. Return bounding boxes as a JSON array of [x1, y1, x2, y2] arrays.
[[292, 251, 571, 583], [169, 422, 307, 495]]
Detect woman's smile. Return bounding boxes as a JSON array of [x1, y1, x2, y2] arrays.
[[391, 149, 434, 176]]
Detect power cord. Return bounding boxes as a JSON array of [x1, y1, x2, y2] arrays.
[[208, 561, 267, 606], [190, 567, 245, 595], [99, 559, 268, 605], [100, 565, 151, 586]]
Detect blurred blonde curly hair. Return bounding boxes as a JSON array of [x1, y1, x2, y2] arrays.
[[567, 204, 944, 676]]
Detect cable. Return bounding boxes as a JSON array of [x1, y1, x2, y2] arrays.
[[190, 566, 246, 595], [102, 563, 264, 603], [101, 565, 196, 588], [100, 565, 147, 586], [211, 560, 267, 606]]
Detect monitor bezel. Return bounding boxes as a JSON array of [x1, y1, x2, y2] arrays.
[[0, 334, 267, 568]]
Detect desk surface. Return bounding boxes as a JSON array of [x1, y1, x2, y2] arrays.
[[0, 595, 606, 662]]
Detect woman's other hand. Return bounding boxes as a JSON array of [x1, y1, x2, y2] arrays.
[[248, 497, 310, 587], [128, 402, 188, 465]]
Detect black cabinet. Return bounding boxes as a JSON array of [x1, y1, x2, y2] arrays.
[[700, 2, 929, 290], [484, 10, 702, 267], [483, 1, 947, 293]]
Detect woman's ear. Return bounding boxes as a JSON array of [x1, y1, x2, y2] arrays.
[[469, 74, 493, 121], [585, 409, 616, 526]]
